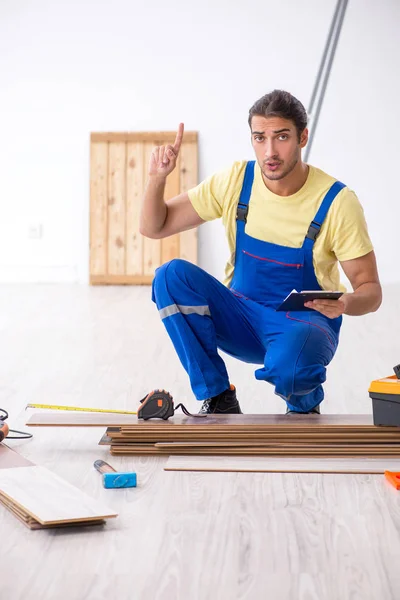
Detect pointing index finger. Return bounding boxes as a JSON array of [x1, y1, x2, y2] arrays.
[[173, 123, 184, 153]]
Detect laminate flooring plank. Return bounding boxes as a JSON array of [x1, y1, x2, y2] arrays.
[[26, 412, 138, 427], [110, 449, 400, 457], [119, 413, 379, 428], [119, 433, 400, 440], [153, 436, 400, 444], [0, 494, 106, 530], [0, 466, 117, 524], [165, 455, 400, 474], [0, 443, 34, 468], [27, 412, 389, 428], [155, 442, 400, 452], [0, 494, 32, 521]]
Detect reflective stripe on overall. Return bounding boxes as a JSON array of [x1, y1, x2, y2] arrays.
[[152, 161, 345, 411]]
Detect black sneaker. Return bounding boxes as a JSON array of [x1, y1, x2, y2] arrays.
[[199, 385, 243, 414], [286, 404, 321, 415]]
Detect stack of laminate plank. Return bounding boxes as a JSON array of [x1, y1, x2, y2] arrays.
[[99, 414, 400, 457], [0, 444, 117, 530]]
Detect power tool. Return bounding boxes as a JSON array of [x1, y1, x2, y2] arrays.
[[137, 389, 206, 421]]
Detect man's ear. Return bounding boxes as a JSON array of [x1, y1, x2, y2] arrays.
[[300, 128, 308, 148]]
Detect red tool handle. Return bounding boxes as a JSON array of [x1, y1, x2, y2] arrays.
[[0, 422, 9, 442]]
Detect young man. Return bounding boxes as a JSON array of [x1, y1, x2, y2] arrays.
[[140, 90, 382, 415]]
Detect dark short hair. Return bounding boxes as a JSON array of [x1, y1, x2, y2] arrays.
[[248, 90, 308, 140]]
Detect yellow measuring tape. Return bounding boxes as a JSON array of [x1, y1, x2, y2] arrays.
[[26, 403, 137, 415]]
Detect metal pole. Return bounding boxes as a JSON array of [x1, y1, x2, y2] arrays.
[[304, 0, 349, 162], [308, 0, 343, 117]]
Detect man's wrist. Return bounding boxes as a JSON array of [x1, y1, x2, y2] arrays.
[[341, 293, 352, 315], [148, 173, 167, 186]]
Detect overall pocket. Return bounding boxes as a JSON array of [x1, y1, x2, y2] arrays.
[[239, 248, 305, 306]]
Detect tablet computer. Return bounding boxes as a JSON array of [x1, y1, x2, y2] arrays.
[[276, 290, 343, 312]]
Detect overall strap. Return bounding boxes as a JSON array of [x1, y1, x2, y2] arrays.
[[236, 161, 255, 234], [303, 181, 346, 249]]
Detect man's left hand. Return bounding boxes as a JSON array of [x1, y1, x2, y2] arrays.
[[304, 295, 349, 319]]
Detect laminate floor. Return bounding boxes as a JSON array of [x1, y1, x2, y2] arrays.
[[1, 283, 400, 600]]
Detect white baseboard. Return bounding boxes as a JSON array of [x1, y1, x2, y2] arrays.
[[0, 265, 81, 283]]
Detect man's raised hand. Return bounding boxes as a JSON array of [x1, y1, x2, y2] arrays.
[[149, 123, 184, 179]]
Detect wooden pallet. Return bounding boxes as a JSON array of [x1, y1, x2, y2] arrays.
[[90, 131, 198, 284]]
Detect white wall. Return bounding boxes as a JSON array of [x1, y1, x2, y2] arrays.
[[0, 0, 398, 284]]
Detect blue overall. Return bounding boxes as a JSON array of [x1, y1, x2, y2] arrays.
[[152, 161, 345, 412]]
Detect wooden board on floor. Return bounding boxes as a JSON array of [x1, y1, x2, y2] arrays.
[[90, 131, 198, 285], [26, 412, 139, 427], [29, 412, 400, 440], [155, 442, 400, 451], [0, 443, 34, 469], [164, 455, 400, 474], [110, 445, 400, 457], [107, 431, 400, 441], [118, 413, 386, 429], [0, 494, 106, 530], [28, 413, 390, 429], [0, 466, 117, 525], [0, 444, 117, 529]]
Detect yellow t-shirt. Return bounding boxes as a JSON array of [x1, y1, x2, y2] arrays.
[[188, 161, 373, 291]]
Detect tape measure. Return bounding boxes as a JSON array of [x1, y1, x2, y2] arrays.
[[27, 390, 206, 421], [137, 390, 206, 420], [26, 403, 137, 415]]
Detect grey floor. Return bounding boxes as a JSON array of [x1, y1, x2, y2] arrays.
[[1, 283, 400, 600]]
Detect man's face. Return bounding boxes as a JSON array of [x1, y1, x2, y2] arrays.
[[250, 116, 308, 181]]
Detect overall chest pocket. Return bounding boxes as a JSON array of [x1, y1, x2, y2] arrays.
[[241, 249, 305, 304]]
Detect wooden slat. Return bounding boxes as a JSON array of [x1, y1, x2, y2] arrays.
[[108, 437, 400, 445], [125, 142, 144, 275], [91, 132, 198, 143], [25, 412, 400, 430], [143, 142, 160, 277], [111, 445, 400, 457], [90, 142, 108, 275], [165, 455, 400, 474], [0, 493, 32, 522], [26, 412, 139, 426], [155, 440, 400, 447], [118, 413, 383, 428], [90, 274, 153, 285], [156, 443, 400, 451], [109, 436, 400, 443], [0, 466, 117, 524], [179, 142, 198, 263], [107, 142, 126, 275]]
